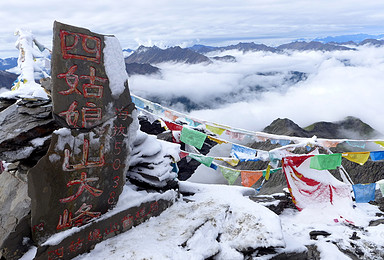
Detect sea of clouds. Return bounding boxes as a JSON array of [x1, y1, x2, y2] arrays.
[[128, 45, 384, 135]]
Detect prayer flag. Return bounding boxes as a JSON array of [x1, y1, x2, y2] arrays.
[[374, 141, 384, 148], [164, 110, 178, 122], [215, 157, 239, 166], [262, 167, 282, 177], [210, 163, 218, 170], [346, 141, 366, 149], [188, 154, 214, 167], [352, 183, 376, 203], [230, 144, 257, 162], [152, 103, 164, 114], [282, 155, 352, 211], [206, 124, 225, 135], [179, 151, 189, 159], [164, 121, 183, 131], [225, 130, 245, 141], [207, 135, 228, 144], [219, 166, 240, 185], [270, 139, 291, 146], [180, 127, 207, 149], [310, 154, 342, 170], [319, 140, 341, 148], [131, 96, 145, 109], [241, 170, 263, 187], [171, 162, 179, 173], [264, 165, 271, 181], [370, 151, 384, 161], [185, 118, 201, 127], [342, 152, 370, 165], [377, 180, 384, 197]]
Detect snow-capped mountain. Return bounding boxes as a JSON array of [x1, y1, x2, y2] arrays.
[[0, 57, 17, 71]]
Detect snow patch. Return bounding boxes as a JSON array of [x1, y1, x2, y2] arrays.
[[103, 36, 128, 99]]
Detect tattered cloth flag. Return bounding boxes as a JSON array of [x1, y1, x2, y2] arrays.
[[180, 127, 207, 149], [219, 166, 240, 185], [241, 170, 263, 187], [230, 144, 258, 162], [342, 152, 370, 165], [282, 155, 352, 211], [352, 183, 376, 203], [309, 153, 342, 170], [188, 153, 214, 167]]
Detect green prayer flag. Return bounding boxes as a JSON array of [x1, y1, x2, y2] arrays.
[[310, 154, 342, 170], [377, 180, 384, 197], [180, 127, 207, 149], [188, 154, 214, 167], [220, 166, 240, 185]]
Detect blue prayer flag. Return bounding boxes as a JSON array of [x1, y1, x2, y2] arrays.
[[370, 151, 384, 161], [353, 183, 376, 203], [230, 144, 257, 162]]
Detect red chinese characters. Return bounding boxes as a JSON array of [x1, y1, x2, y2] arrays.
[[60, 30, 101, 63], [57, 65, 107, 128], [57, 203, 101, 230], [59, 172, 103, 203], [48, 247, 64, 260], [63, 138, 105, 171]]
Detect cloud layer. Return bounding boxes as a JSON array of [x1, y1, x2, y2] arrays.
[[1, 1, 384, 57], [128, 45, 384, 135]]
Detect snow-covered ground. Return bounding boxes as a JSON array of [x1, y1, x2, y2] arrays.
[[21, 182, 384, 260]]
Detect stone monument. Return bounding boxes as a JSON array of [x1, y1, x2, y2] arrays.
[[22, 22, 176, 259], [28, 21, 135, 244]]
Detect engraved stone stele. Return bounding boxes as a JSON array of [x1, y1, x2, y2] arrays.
[[28, 21, 136, 244]]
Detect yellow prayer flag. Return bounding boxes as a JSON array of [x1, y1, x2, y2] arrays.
[[265, 165, 271, 181], [206, 124, 226, 135], [207, 135, 228, 144], [375, 141, 384, 148], [342, 152, 370, 165], [215, 157, 239, 166]]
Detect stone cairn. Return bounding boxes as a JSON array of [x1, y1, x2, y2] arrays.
[[0, 22, 178, 259]]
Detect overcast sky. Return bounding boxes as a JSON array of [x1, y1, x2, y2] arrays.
[[1, 0, 384, 57]]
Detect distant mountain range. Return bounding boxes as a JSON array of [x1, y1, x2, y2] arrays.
[[124, 39, 384, 67], [125, 45, 211, 64], [263, 116, 380, 140], [0, 71, 17, 89], [0, 57, 17, 71], [2, 36, 384, 88], [314, 33, 384, 44]]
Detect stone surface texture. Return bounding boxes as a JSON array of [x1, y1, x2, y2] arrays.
[[28, 21, 136, 244]]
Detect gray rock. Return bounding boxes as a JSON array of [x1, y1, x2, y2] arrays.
[[0, 169, 31, 256], [0, 101, 57, 161]]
